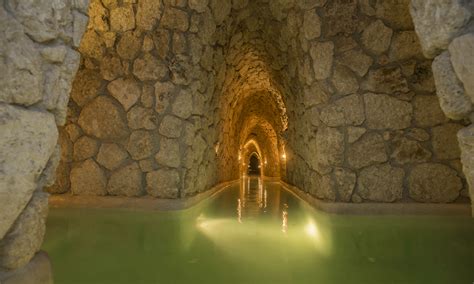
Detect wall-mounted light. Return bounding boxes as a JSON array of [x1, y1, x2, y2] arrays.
[[214, 142, 220, 154], [282, 152, 286, 160]]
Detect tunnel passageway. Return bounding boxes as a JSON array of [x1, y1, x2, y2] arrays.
[[37, 0, 470, 206]]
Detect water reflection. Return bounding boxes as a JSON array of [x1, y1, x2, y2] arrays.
[[237, 176, 272, 222], [43, 180, 474, 284], [281, 204, 288, 233]]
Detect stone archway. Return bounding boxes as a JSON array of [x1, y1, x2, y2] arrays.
[[1, 0, 474, 280]]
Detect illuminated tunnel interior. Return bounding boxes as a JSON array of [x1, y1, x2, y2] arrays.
[[2, 0, 474, 283]]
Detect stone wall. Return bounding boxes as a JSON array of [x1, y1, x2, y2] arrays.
[[49, 0, 469, 206], [0, 0, 88, 278], [410, 0, 474, 212], [47, 0, 219, 199], [282, 0, 469, 204]]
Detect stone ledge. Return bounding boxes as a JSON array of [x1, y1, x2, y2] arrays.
[[280, 181, 472, 217], [0, 251, 53, 284], [49, 180, 239, 211], [49, 178, 472, 216]]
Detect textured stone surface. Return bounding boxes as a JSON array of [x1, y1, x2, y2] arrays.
[[0, 251, 53, 284], [347, 127, 366, 143], [410, 0, 472, 58], [45, 162, 70, 194], [146, 169, 180, 198], [70, 69, 101, 107], [348, 132, 387, 169], [333, 168, 356, 202], [127, 130, 156, 161], [133, 53, 169, 81], [411, 61, 436, 93], [432, 123, 463, 160], [210, 0, 231, 25], [320, 94, 364, 127], [107, 78, 141, 112], [413, 95, 448, 127], [189, 0, 209, 12], [0, 191, 48, 270], [409, 163, 462, 203], [96, 143, 129, 171], [391, 137, 431, 164], [375, 0, 413, 30], [136, 0, 162, 30], [364, 93, 412, 130], [172, 89, 193, 119], [406, 128, 430, 142], [457, 125, 474, 207], [0, 105, 57, 239], [78, 29, 105, 60], [155, 138, 181, 168], [107, 162, 144, 197], [159, 115, 183, 138], [78, 96, 129, 140], [315, 175, 336, 201], [432, 51, 472, 120], [331, 65, 359, 95], [362, 67, 409, 95], [338, 49, 373, 77], [312, 127, 344, 174], [117, 31, 142, 60], [73, 136, 99, 161], [358, 164, 404, 202], [100, 55, 123, 81], [361, 20, 393, 55], [449, 34, 474, 101], [110, 6, 135, 32], [127, 106, 157, 130], [303, 9, 321, 40], [389, 31, 424, 62], [70, 159, 107, 196], [325, 0, 358, 36], [309, 41, 334, 80], [161, 7, 189, 32]]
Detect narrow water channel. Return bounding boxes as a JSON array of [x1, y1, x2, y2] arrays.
[[43, 177, 474, 284]]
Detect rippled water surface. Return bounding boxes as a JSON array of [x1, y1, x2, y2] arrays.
[[43, 178, 474, 284]]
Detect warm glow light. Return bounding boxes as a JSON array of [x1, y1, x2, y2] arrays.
[[237, 198, 242, 223], [281, 206, 288, 233], [305, 222, 318, 237], [282, 153, 286, 160]]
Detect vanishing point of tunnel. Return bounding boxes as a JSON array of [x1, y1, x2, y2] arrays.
[[1, 0, 474, 283]]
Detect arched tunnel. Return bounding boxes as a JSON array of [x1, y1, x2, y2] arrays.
[[36, 0, 470, 205], [1, 0, 474, 281]]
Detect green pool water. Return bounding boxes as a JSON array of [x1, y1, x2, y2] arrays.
[[43, 178, 474, 284]]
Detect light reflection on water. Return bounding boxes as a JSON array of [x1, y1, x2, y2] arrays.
[[43, 177, 474, 284], [198, 176, 332, 257]]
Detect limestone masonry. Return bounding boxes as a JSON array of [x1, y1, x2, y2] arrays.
[[1, 0, 473, 279]]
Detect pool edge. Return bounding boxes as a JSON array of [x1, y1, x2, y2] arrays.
[[49, 178, 472, 216], [280, 180, 473, 217], [48, 180, 239, 212]]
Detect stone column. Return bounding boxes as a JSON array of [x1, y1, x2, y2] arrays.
[[0, 0, 89, 280], [410, 0, 474, 215]]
